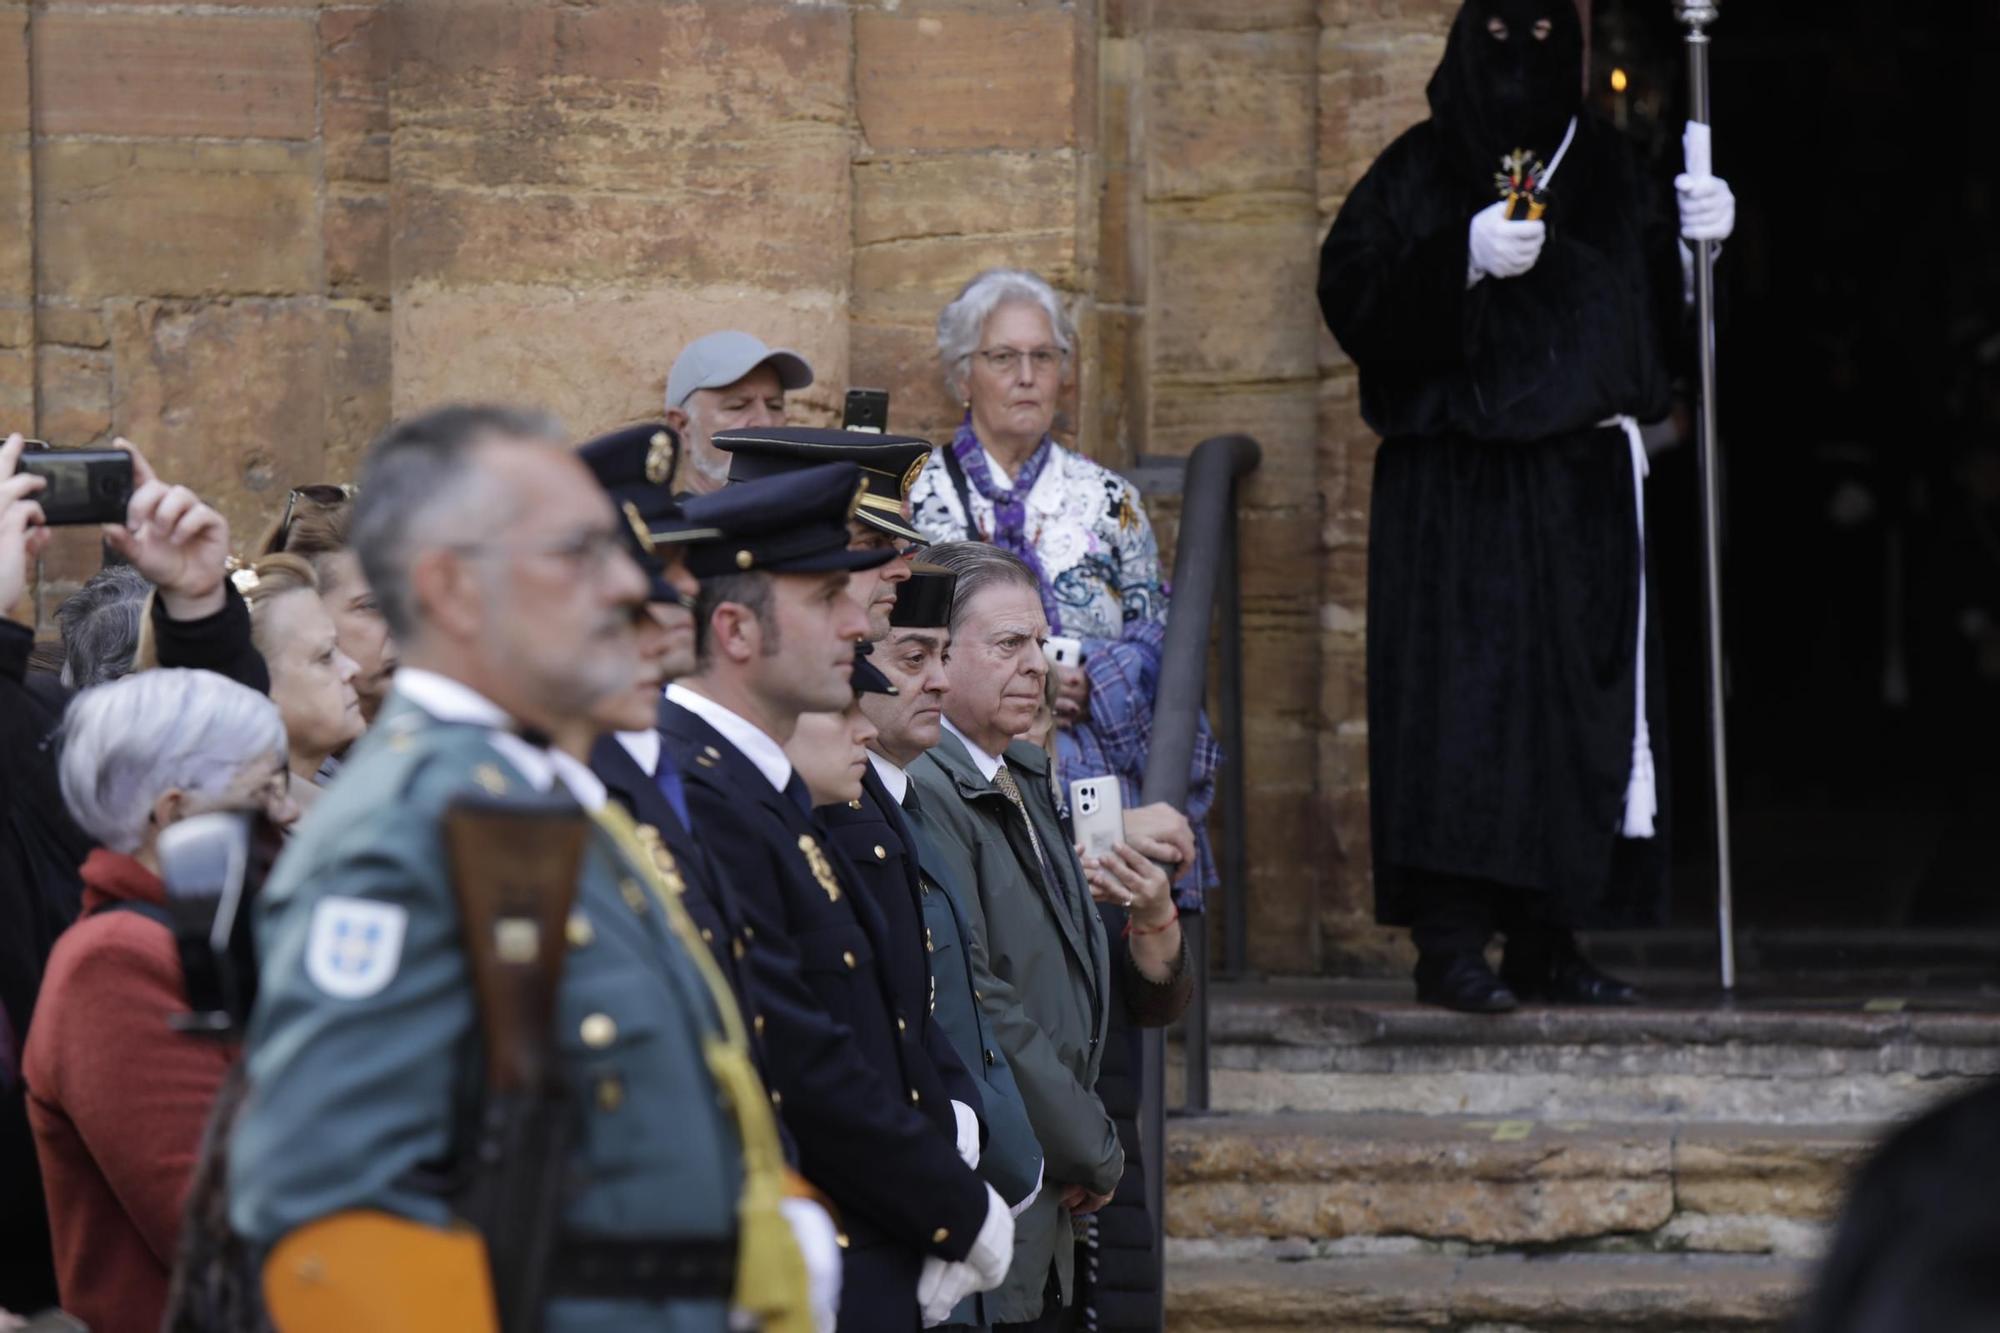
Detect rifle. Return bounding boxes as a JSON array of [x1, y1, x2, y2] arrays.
[[443, 793, 591, 1333]]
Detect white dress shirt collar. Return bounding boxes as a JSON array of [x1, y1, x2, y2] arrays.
[[665, 682, 794, 794], [393, 667, 606, 811], [940, 716, 1005, 783], [614, 728, 662, 777], [868, 752, 910, 806]]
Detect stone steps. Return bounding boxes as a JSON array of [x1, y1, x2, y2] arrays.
[[1163, 1252, 1806, 1332], [1180, 980, 2000, 1123], [1165, 1113, 1861, 1258]]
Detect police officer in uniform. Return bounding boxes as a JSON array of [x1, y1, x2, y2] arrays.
[[664, 462, 1015, 1330], [714, 428, 993, 1190], [227, 405, 811, 1333]]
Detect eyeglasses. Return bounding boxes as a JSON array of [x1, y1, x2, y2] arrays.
[[971, 346, 1064, 376], [450, 525, 631, 576], [272, 483, 356, 552]]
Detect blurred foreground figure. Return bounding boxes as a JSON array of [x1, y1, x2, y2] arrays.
[[1799, 1080, 2000, 1333], [1316, 0, 1736, 1012], [228, 405, 808, 1333]]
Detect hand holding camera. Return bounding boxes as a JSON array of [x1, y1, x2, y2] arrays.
[[100, 439, 233, 621], [0, 435, 54, 615]]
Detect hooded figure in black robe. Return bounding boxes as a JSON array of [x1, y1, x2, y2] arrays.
[[1318, 0, 1734, 1011]]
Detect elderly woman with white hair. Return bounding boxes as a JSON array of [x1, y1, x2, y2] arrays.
[[911, 267, 1220, 907], [22, 669, 297, 1333]]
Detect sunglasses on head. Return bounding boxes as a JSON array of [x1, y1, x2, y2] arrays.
[[272, 483, 356, 551]]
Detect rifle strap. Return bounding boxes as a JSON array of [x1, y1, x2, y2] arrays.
[[590, 803, 812, 1333]]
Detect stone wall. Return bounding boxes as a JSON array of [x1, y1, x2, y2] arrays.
[[3, 0, 1496, 973]]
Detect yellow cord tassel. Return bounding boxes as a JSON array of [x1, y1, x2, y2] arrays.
[[592, 803, 812, 1333]]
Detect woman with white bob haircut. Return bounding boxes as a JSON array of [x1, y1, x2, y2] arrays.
[[23, 669, 298, 1333], [911, 267, 1221, 904]]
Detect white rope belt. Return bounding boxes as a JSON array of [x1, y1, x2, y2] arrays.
[[1604, 414, 1657, 839]]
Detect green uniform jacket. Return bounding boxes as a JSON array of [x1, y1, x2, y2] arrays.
[[908, 735, 1118, 1323], [229, 698, 744, 1333]]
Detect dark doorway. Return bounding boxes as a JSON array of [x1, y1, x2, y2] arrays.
[[1591, 0, 2000, 940]]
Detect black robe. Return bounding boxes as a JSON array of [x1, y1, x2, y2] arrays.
[[1318, 109, 1686, 928]]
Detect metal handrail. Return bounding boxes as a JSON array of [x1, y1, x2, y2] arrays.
[[1135, 432, 1262, 1331]]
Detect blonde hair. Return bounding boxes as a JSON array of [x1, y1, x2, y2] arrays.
[[130, 554, 321, 674]]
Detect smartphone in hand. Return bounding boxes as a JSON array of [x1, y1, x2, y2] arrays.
[[843, 388, 889, 434], [1069, 776, 1125, 860]]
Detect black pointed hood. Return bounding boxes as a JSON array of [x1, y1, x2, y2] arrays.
[[1427, 0, 1585, 177]]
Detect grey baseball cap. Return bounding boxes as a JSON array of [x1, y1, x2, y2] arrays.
[[665, 331, 814, 411]]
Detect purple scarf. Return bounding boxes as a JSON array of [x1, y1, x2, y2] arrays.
[[950, 419, 1065, 633]]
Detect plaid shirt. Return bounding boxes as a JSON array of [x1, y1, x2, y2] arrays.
[[1054, 619, 1222, 911]]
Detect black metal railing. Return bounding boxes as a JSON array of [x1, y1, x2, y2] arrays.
[[1135, 432, 1261, 1330]]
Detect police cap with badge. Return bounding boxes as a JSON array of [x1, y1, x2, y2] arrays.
[[713, 426, 932, 546], [576, 423, 719, 605], [679, 461, 899, 579]]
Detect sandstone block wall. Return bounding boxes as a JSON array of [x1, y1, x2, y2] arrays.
[[5, 0, 1497, 972]]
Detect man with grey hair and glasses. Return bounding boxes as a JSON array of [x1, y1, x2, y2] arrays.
[[909, 540, 1189, 1333], [664, 331, 814, 496], [228, 404, 813, 1332]]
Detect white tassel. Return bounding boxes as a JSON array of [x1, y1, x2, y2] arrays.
[[1609, 415, 1659, 840]]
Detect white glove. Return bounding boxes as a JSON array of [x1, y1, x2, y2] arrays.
[[1467, 201, 1547, 286], [950, 1100, 981, 1171], [916, 1183, 1015, 1325], [781, 1197, 843, 1333], [1676, 173, 1735, 242], [918, 1257, 977, 1327]]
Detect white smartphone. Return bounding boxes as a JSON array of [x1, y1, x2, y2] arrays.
[[1046, 635, 1083, 669], [1069, 775, 1125, 860]]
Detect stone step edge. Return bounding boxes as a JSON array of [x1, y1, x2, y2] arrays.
[[1164, 1252, 1809, 1328], [1163, 1113, 1864, 1255], [1196, 993, 2000, 1050]]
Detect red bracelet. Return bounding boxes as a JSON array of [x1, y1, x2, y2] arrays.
[[1123, 906, 1179, 938]]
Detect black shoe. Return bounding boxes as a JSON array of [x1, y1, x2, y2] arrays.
[[1414, 954, 1520, 1014], [1503, 952, 1641, 1006]]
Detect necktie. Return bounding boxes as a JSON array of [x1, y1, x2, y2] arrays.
[[783, 772, 814, 817], [991, 764, 1051, 877], [652, 754, 691, 829]]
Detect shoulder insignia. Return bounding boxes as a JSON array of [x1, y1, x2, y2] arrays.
[[305, 897, 408, 1000], [472, 763, 509, 795], [797, 834, 842, 903], [636, 824, 687, 895]]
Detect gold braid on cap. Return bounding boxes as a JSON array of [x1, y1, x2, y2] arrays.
[[621, 502, 658, 556]]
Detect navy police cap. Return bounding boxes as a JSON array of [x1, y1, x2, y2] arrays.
[[714, 426, 931, 546], [576, 424, 720, 547], [679, 462, 898, 580]]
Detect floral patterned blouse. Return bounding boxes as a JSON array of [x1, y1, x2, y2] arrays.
[[909, 441, 1165, 641]]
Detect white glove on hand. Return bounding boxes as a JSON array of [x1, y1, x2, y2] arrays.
[[1676, 173, 1735, 242], [781, 1198, 843, 1333], [950, 1100, 981, 1171], [918, 1258, 976, 1327], [1467, 201, 1547, 286], [963, 1184, 1014, 1291]]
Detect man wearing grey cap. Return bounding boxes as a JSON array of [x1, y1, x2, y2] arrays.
[[665, 331, 814, 496]]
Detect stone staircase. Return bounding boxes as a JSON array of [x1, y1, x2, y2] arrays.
[[1161, 977, 2000, 1331]]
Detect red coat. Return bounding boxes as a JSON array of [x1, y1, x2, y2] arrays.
[[23, 849, 234, 1333]]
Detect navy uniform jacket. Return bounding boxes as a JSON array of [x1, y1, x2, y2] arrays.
[[813, 766, 982, 1123], [660, 700, 990, 1332], [232, 697, 743, 1333], [589, 730, 797, 1163]]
